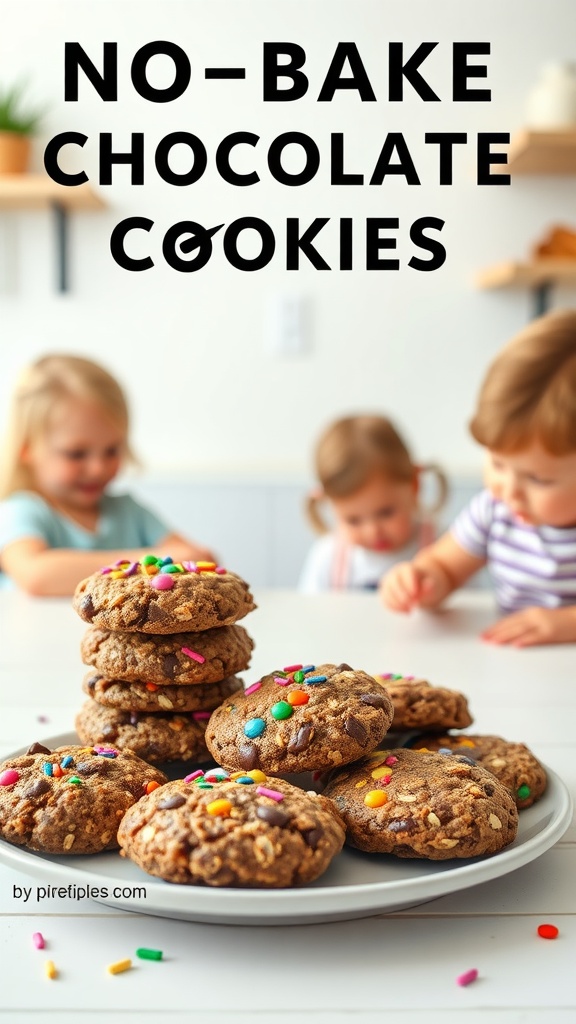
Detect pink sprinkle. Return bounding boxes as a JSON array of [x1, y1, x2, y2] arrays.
[[456, 969, 478, 987], [405, 675, 415, 681], [184, 770, 204, 782], [93, 746, 118, 755], [384, 755, 398, 767], [283, 664, 302, 673], [0, 769, 19, 787], [100, 566, 112, 574], [32, 932, 45, 950], [379, 775, 392, 786], [380, 673, 393, 679], [244, 682, 262, 696], [215, 567, 227, 574], [274, 676, 292, 686], [181, 648, 206, 664], [192, 711, 211, 720], [183, 561, 198, 572], [123, 561, 138, 576], [256, 786, 284, 802], [37, 715, 49, 724], [150, 573, 174, 590]]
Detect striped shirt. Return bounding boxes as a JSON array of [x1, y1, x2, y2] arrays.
[[451, 489, 576, 612]]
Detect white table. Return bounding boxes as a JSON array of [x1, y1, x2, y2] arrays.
[[0, 589, 574, 1023]]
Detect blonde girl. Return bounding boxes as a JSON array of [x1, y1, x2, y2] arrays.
[[0, 354, 214, 596], [299, 414, 447, 592]]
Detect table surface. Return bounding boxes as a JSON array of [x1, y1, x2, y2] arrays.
[[0, 588, 574, 1023]]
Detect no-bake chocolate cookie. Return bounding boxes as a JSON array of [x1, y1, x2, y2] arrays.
[[374, 673, 473, 732], [80, 624, 254, 685], [75, 700, 212, 764], [73, 557, 256, 634], [0, 742, 167, 854], [117, 772, 346, 887], [322, 747, 518, 859], [82, 671, 243, 713], [206, 662, 395, 775], [408, 733, 547, 808]]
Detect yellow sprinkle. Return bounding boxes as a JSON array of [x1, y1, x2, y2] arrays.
[[207, 798, 232, 817], [371, 766, 389, 779], [110, 570, 125, 579], [229, 771, 245, 779], [197, 561, 217, 570], [457, 739, 476, 748], [45, 960, 57, 980], [355, 779, 368, 788], [108, 959, 132, 975], [364, 790, 388, 808], [246, 770, 267, 783]]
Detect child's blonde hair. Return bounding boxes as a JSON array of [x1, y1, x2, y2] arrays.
[[470, 309, 576, 455], [306, 414, 447, 534], [0, 353, 132, 499]]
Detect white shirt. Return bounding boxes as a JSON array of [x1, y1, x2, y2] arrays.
[[298, 531, 423, 593]]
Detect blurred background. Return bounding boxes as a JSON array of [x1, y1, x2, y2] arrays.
[[1, 0, 576, 584]]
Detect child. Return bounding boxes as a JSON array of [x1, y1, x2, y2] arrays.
[[381, 309, 576, 647], [0, 353, 215, 596], [299, 414, 447, 591]]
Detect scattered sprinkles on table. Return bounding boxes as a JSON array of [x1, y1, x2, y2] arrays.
[[456, 968, 479, 987], [537, 923, 559, 939]]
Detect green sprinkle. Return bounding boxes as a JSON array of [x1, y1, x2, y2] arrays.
[[271, 701, 293, 720], [142, 554, 158, 565], [196, 782, 214, 789], [67, 776, 82, 785], [517, 784, 531, 799], [293, 670, 305, 683], [162, 564, 181, 573], [136, 947, 163, 961]]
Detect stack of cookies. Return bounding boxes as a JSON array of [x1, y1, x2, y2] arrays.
[[72, 556, 256, 766]]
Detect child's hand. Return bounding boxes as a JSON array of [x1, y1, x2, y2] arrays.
[[481, 606, 576, 647], [380, 562, 444, 612]]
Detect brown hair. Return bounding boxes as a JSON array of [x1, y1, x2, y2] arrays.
[[0, 353, 133, 499], [305, 414, 447, 534], [470, 309, 576, 455]]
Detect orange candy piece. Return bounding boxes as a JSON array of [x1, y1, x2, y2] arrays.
[[287, 689, 309, 706]]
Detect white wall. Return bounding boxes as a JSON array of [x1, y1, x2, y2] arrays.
[[1, 0, 575, 529]]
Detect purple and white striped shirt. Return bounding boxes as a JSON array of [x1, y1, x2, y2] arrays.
[[451, 489, 576, 612]]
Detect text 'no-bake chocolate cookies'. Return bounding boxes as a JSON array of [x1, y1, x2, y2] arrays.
[[74, 556, 256, 765]]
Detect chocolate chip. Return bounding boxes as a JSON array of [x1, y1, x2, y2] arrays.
[[302, 827, 323, 848], [360, 693, 389, 709], [257, 806, 289, 827], [146, 602, 170, 624], [287, 723, 314, 754], [484, 784, 495, 796], [344, 715, 368, 746], [24, 778, 51, 798], [335, 663, 353, 673], [455, 755, 477, 767], [86, 674, 102, 691], [75, 761, 103, 776], [237, 743, 259, 769], [81, 594, 96, 621], [162, 654, 180, 678], [388, 818, 417, 833], [26, 742, 51, 755], [158, 794, 186, 809]]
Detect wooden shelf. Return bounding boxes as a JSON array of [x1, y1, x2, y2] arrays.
[[476, 259, 576, 290], [497, 130, 576, 174], [0, 173, 104, 210], [0, 174, 105, 291]]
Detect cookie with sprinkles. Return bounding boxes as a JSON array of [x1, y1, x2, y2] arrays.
[[374, 674, 473, 732], [75, 700, 212, 764], [0, 743, 167, 854], [82, 671, 243, 714], [205, 662, 395, 775], [408, 733, 547, 809], [117, 772, 346, 887], [322, 747, 518, 859], [73, 556, 256, 634], [80, 624, 254, 686]]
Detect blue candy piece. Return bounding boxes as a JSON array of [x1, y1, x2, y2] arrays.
[[244, 718, 266, 738], [438, 747, 454, 756]]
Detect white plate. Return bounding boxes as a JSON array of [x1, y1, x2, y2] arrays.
[[0, 732, 571, 926]]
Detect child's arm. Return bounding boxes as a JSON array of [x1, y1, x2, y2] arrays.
[[481, 605, 576, 647], [380, 532, 486, 612], [1, 533, 218, 598]]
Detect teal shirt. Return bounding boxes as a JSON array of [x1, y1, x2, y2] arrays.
[[0, 491, 169, 586]]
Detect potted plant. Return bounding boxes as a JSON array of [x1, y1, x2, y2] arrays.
[[0, 82, 44, 174]]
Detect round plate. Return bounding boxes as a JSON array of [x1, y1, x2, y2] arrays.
[[0, 732, 571, 926]]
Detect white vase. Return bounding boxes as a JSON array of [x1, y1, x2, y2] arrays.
[[526, 62, 576, 129]]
